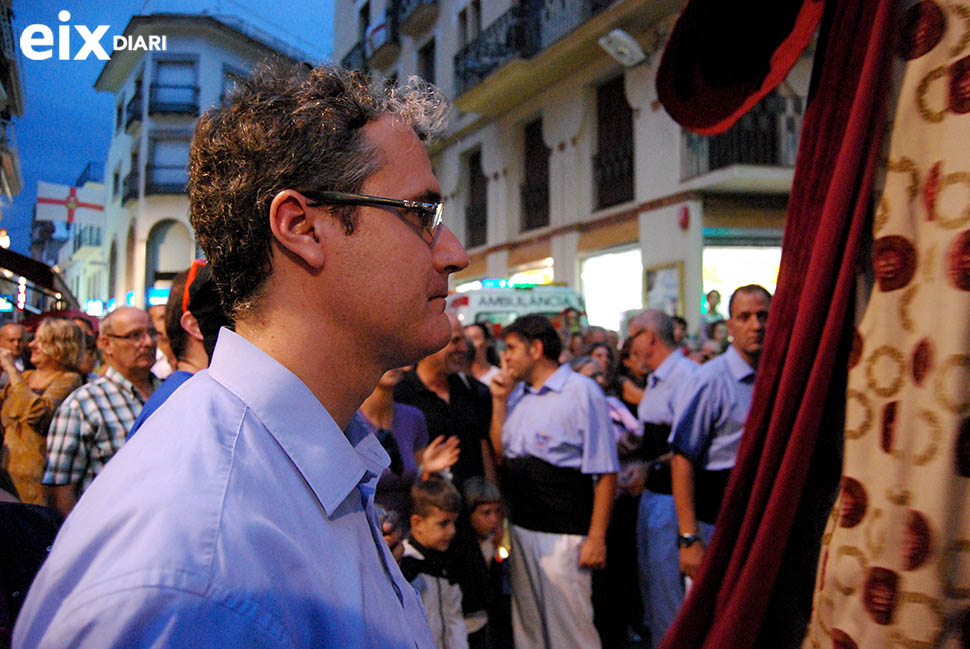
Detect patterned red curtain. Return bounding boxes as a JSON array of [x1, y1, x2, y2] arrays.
[[657, 0, 896, 647]]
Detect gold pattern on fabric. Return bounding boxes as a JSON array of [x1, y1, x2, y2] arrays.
[[867, 346, 907, 397], [913, 409, 942, 465], [845, 389, 874, 439], [803, 4, 970, 647], [933, 171, 970, 228], [899, 285, 917, 332], [922, 246, 937, 281], [834, 546, 870, 596], [933, 354, 970, 414], [949, 4, 970, 58], [916, 66, 948, 122], [865, 508, 887, 557], [887, 157, 921, 201], [887, 591, 944, 649], [886, 487, 912, 506], [876, 196, 890, 233]]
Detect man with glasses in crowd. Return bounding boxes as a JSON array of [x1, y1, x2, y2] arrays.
[[42, 306, 159, 517], [15, 64, 468, 649]]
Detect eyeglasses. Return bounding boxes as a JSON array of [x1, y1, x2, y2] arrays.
[[303, 190, 443, 245], [104, 328, 159, 343]]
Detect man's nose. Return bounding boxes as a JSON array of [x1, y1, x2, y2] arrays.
[[432, 226, 469, 275]]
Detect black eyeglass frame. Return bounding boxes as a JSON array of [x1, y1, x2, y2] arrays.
[[303, 190, 443, 244]]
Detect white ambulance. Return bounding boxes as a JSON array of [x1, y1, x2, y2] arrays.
[[446, 283, 585, 332]]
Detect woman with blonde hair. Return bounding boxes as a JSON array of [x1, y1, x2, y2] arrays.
[[0, 318, 83, 504]]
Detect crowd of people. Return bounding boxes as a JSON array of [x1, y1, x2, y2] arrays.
[[0, 64, 775, 649], [0, 278, 770, 649]]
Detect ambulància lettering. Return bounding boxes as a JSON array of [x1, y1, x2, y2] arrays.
[[20, 10, 167, 61]]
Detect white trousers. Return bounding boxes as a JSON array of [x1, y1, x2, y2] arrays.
[[508, 524, 601, 649]]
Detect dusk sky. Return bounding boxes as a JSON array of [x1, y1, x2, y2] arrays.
[[5, 0, 335, 255]]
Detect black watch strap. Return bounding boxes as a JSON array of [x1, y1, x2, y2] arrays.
[[677, 533, 702, 549]]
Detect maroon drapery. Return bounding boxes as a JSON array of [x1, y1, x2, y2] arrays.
[[658, 0, 896, 647]]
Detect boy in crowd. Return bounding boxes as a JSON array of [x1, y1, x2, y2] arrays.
[[401, 479, 468, 649], [451, 477, 512, 649]]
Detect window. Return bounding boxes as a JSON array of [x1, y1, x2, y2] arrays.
[[465, 149, 487, 248], [418, 39, 435, 85], [470, 0, 481, 40], [458, 8, 468, 48], [521, 118, 550, 231], [594, 75, 634, 209], [112, 168, 120, 199], [358, 2, 370, 42], [150, 58, 199, 114], [147, 136, 190, 194], [115, 98, 124, 131]]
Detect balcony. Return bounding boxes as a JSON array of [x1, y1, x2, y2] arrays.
[[593, 139, 634, 209], [125, 93, 142, 131], [365, 13, 400, 70], [454, 7, 523, 97], [72, 225, 102, 254], [394, 0, 438, 36], [148, 84, 199, 116], [465, 201, 487, 249], [146, 164, 188, 195], [454, 0, 681, 115], [681, 93, 804, 189], [341, 41, 366, 72], [122, 171, 139, 204], [520, 179, 549, 231]]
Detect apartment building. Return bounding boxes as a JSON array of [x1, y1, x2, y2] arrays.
[[0, 0, 23, 212], [334, 0, 812, 332], [92, 14, 303, 309]]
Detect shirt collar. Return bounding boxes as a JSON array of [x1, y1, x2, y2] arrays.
[[724, 345, 756, 382], [103, 365, 158, 403], [526, 363, 571, 394], [651, 349, 685, 384], [206, 328, 383, 517]]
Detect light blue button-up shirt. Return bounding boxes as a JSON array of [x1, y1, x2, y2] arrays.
[[503, 364, 619, 474], [669, 345, 756, 471], [14, 329, 435, 649], [637, 350, 698, 427]]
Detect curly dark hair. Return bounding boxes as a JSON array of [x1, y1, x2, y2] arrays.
[[189, 62, 450, 320]]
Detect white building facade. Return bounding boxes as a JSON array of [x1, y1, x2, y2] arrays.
[[89, 14, 302, 310], [334, 0, 813, 333]]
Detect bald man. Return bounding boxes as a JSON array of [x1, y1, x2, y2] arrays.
[[0, 323, 25, 388], [43, 307, 159, 516]]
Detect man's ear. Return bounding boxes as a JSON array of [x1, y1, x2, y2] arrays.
[[529, 338, 544, 361], [268, 190, 327, 269], [180, 311, 203, 342]]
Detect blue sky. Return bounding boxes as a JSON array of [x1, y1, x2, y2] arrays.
[[5, 0, 334, 255]]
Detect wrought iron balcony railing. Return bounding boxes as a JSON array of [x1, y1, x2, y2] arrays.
[[455, 0, 614, 95], [454, 6, 522, 96], [465, 200, 487, 249], [146, 165, 188, 195], [122, 171, 139, 204], [520, 179, 550, 231], [394, 0, 438, 36], [681, 94, 804, 181], [593, 140, 634, 209], [148, 84, 199, 116], [125, 94, 142, 130]]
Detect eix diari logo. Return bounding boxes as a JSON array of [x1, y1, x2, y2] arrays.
[[20, 10, 167, 61]]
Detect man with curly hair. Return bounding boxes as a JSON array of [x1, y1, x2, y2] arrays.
[[14, 64, 468, 649]]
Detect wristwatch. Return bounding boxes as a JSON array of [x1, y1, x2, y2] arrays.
[[677, 533, 702, 549]]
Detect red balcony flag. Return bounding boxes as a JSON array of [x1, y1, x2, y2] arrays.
[[36, 181, 105, 227]]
